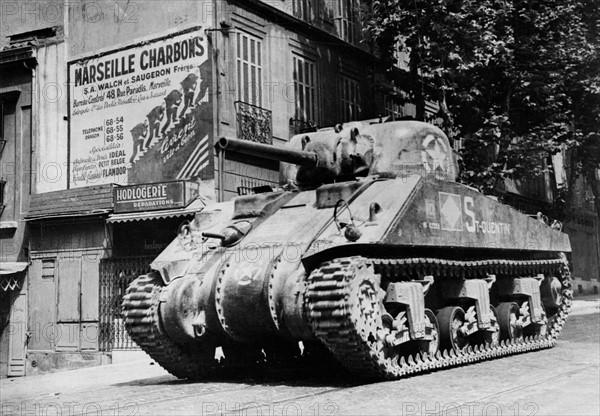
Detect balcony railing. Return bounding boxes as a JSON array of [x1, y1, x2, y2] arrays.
[[235, 101, 273, 145], [289, 118, 318, 135]]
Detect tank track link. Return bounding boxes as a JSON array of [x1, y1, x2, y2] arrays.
[[305, 256, 572, 380], [122, 273, 217, 379]]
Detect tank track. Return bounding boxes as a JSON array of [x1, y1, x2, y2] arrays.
[[305, 256, 572, 380], [122, 273, 217, 379], [122, 274, 336, 378]]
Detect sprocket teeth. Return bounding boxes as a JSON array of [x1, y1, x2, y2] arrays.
[[122, 273, 217, 379]]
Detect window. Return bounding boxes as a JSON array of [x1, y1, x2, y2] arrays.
[[341, 76, 360, 122], [0, 100, 5, 159], [336, 0, 359, 44], [384, 95, 404, 121], [318, 1, 335, 24], [236, 32, 263, 106], [0, 100, 4, 143], [42, 259, 56, 280], [0, 100, 6, 217], [0, 178, 5, 217], [293, 0, 312, 22], [293, 55, 318, 124]]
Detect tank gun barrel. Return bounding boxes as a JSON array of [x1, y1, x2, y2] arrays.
[[216, 137, 318, 167]]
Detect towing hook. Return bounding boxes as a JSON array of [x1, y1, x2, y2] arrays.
[[192, 311, 207, 338]]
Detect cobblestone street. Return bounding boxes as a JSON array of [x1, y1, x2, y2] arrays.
[[1, 298, 598, 416]]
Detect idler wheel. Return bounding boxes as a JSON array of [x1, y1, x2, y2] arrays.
[[541, 276, 563, 310], [418, 309, 440, 356], [437, 306, 470, 352], [497, 302, 523, 341]]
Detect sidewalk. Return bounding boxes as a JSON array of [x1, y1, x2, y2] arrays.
[[570, 295, 600, 315], [1, 356, 170, 402]]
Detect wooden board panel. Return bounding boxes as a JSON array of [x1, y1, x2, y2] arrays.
[[56, 256, 81, 322], [81, 254, 100, 321], [56, 323, 79, 351], [27, 259, 56, 351], [7, 291, 27, 376], [80, 323, 98, 351], [30, 221, 106, 252], [28, 185, 114, 216]]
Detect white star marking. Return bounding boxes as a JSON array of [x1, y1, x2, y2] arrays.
[[422, 135, 449, 173]]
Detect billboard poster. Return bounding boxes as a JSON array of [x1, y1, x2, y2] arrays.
[[68, 27, 213, 189]]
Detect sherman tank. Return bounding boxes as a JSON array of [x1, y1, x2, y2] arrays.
[[122, 120, 572, 380]]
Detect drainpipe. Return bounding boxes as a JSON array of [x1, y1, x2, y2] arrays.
[[214, 44, 224, 202], [210, 0, 224, 202]]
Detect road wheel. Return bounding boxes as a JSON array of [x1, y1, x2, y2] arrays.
[[437, 306, 469, 352], [497, 302, 523, 341]]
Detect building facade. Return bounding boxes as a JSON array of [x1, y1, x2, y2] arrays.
[[0, 0, 408, 376], [563, 175, 600, 295], [0, 33, 38, 377], [500, 159, 599, 296]]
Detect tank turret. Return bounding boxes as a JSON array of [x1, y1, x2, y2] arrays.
[[218, 121, 458, 187]]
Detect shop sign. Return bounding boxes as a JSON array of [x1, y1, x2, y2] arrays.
[[114, 180, 198, 213]]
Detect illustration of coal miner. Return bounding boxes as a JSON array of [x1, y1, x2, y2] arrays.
[[146, 104, 165, 147], [161, 88, 183, 134], [179, 73, 198, 118], [194, 60, 211, 106], [130, 121, 149, 163]]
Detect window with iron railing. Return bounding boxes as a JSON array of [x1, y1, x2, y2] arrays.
[[235, 101, 272, 144], [236, 32, 263, 107], [289, 118, 318, 136]]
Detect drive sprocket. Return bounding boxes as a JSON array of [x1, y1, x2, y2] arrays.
[[122, 273, 217, 379]]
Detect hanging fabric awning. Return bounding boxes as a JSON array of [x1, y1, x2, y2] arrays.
[[0, 262, 28, 275], [107, 207, 198, 223], [107, 198, 206, 224], [0, 262, 28, 292]]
